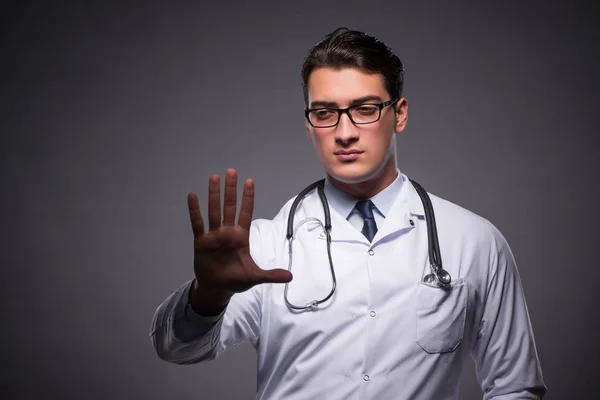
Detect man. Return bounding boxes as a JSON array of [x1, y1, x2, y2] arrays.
[[150, 27, 546, 399]]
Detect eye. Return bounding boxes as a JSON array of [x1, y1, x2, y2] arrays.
[[313, 110, 336, 120], [354, 105, 378, 115]]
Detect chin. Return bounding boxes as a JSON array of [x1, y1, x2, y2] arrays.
[[328, 163, 380, 184]]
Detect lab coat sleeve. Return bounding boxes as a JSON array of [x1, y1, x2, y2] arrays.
[[149, 221, 265, 365], [471, 220, 547, 399]]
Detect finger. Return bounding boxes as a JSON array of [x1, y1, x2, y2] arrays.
[[254, 268, 293, 285], [187, 192, 205, 237], [238, 178, 255, 230], [208, 174, 221, 231], [222, 169, 238, 226]]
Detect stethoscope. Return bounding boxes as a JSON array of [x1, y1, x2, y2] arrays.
[[284, 178, 452, 311]]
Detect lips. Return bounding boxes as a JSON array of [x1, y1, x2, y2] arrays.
[[334, 150, 363, 161]]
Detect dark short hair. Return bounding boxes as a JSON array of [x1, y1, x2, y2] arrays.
[[301, 27, 404, 106]]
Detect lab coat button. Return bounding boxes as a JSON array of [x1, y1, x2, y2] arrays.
[[370, 311, 376, 317], [409, 219, 414, 226], [363, 375, 370, 381], [368, 250, 374, 256]]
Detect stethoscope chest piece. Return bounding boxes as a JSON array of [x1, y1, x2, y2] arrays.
[[422, 265, 452, 288]]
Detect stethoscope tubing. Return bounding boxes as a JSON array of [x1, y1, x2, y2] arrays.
[[284, 178, 451, 311]]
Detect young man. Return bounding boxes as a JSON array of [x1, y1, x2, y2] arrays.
[[150, 28, 546, 399]]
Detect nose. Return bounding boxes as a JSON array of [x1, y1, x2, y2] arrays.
[[334, 112, 359, 145]]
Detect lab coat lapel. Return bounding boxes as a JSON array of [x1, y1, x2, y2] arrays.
[[371, 177, 426, 245]]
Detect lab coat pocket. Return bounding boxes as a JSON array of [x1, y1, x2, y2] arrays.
[[415, 278, 466, 354]]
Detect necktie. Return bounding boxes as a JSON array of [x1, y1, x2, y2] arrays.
[[354, 200, 378, 242]]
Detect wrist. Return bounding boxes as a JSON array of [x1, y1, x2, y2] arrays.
[[189, 279, 231, 316]]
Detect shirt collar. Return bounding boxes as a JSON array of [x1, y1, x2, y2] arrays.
[[323, 168, 404, 219]]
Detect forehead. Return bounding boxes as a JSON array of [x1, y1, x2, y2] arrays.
[[307, 67, 387, 105]]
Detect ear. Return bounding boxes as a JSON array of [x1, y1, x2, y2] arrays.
[[394, 98, 408, 134]]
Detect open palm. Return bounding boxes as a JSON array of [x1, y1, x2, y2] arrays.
[[187, 169, 292, 306]]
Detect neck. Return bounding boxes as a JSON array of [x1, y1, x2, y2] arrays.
[[327, 159, 398, 200]]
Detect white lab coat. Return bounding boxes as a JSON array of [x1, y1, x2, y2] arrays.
[[150, 173, 546, 399]]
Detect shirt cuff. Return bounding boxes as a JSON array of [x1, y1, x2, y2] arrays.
[[171, 280, 227, 343]]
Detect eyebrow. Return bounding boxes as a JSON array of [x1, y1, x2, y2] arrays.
[[309, 95, 384, 109]]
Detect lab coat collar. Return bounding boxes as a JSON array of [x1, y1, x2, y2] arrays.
[[403, 174, 426, 217], [301, 171, 425, 244]]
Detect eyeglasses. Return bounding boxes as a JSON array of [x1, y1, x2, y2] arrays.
[[305, 99, 398, 128]]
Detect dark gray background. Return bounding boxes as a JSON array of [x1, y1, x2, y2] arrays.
[[2, 1, 599, 399]]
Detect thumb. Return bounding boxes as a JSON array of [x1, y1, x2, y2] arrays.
[[255, 268, 293, 285]]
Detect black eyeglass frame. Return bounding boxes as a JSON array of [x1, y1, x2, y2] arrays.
[[304, 98, 399, 128]]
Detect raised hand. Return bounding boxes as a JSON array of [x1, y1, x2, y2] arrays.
[[187, 169, 293, 315]]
